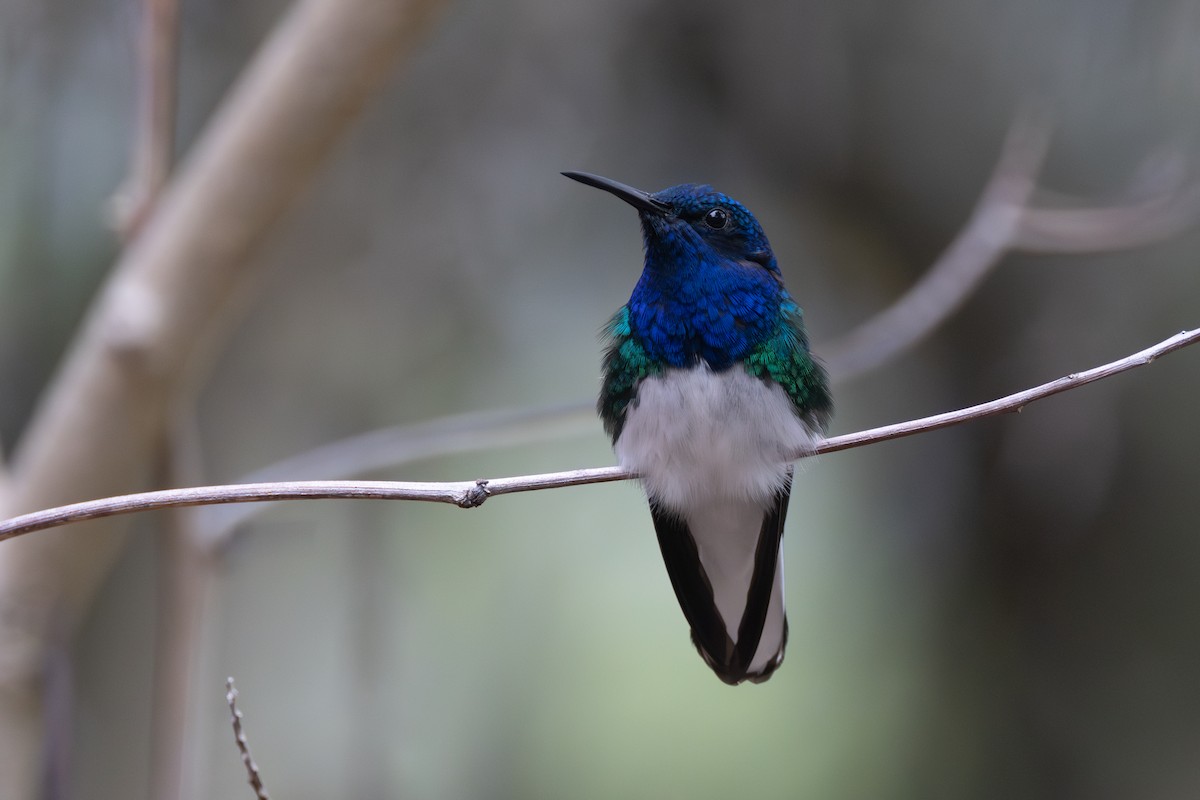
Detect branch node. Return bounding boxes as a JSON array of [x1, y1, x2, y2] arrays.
[[457, 480, 491, 509]]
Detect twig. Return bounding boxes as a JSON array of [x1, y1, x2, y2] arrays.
[[1, 327, 1195, 543], [225, 678, 270, 800], [110, 0, 180, 240]]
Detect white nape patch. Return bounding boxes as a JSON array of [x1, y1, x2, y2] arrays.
[[615, 364, 819, 512]]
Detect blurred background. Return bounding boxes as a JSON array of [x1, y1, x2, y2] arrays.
[[2, 0, 1200, 798]]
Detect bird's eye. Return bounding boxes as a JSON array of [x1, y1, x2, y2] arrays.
[[703, 208, 730, 229]]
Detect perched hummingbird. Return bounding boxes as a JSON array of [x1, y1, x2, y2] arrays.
[[564, 171, 832, 685]]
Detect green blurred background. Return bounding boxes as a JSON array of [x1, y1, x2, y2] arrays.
[[3, 0, 1200, 798]]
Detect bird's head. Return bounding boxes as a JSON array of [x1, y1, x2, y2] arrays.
[[562, 171, 779, 275], [564, 171, 792, 369]]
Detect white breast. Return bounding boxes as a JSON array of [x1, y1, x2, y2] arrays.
[[614, 364, 819, 513]]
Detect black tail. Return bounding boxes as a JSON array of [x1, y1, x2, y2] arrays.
[[650, 475, 792, 685]]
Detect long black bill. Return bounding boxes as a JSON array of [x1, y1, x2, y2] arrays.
[[562, 171, 672, 216]]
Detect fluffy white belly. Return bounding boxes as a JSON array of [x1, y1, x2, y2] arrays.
[[615, 364, 819, 511]]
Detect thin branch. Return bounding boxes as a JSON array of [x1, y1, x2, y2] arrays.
[[225, 679, 270, 800], [1, 327, 1195, 543], [110, 0, 180, 240], [815, 327, 1198, 452]]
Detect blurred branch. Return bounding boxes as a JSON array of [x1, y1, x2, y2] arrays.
[[150, 407, 217, 800], [0, 437, 8, 501], [821, 110, 1050, 379], [2, 327, 1196, 541], [150, 528, 214, 800], [225, 678, 271, 800], [0, 0, 447, 797], [110, 0, 180, 240], [41, 627, 73, 800], [1015, 181, 1200, 252], [823, 112, 1200, 381], [193, 402, 595, 553]]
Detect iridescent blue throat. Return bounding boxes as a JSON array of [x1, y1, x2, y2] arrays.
[[627, 213, 784, 370]]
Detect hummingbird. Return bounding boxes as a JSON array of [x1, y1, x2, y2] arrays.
[[564, 171, 832, 685]]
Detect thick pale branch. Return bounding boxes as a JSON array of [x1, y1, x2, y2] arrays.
[[0, 0, 446, 796], [5, 0, 448, 593], [2, 328, 1195, 543]]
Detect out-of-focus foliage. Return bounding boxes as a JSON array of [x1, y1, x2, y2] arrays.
[[3, 0, 1200, 798]]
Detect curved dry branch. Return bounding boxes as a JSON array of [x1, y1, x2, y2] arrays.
[[0, 0, 447, 796], [823, 113, 1200, 382], [821, 110, 1052, 379], [2, 327, 1195, 543]]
